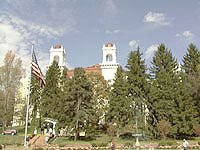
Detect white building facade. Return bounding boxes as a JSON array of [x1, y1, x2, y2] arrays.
[[100, 43, 119, 84], [49, 45, 66, 69]]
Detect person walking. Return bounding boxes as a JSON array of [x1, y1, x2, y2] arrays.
[[183, 139, 189, 150], [110, 140, 115, 150]]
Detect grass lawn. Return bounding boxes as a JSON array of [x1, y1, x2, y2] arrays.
[[52, 135, 160, 147], [0, 126, 35, 146], [0, 134, 24, 146], [51, 135, 200, 148]]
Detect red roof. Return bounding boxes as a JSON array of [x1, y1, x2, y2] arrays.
[[105, 43, 113, 47], [67, 64, 102, 77], [54, 45, 61, 49]]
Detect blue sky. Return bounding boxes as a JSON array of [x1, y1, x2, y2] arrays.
[[0, 0, 200, 73]]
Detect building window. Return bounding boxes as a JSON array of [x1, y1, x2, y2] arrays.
[[106, 54, 113, 62], [53, 55, 59, 64]]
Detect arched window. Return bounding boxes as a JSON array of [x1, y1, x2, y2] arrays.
[[106, 54, 113, 62], [53, 55, 59, 64]]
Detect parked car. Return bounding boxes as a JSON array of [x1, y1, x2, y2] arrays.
[[2, 129, 17, 135]]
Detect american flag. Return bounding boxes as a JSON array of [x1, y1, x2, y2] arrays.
[[31, 48, 45, 88]]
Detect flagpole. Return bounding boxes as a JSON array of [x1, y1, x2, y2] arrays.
[[24, 44, 33, 147]]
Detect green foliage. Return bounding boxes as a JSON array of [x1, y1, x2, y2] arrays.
[[182, 43, 200, 75], [147, 44, 179, 137], [158, 140, 177, 146], [40, 61, 61, 121], [87, 73, 110, 134], [108, 66, 131, 136], [194, 124, 200, 136], [157, 120, 171, 139], [92, 142, 108, 147], [124, 142, 133, 147], [126, 48, 149, 134], [107, 124, 117, 136], [66, 68, 94, 141], [172, 72, 198, 136], [30, 76, 42, 128], [0, 51, 24, 128]]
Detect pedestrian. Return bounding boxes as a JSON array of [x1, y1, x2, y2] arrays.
[[183, 139, 189, 150], [49, 127, 53, 134], [33, 128, 37, 136], [110, 140, 115, 150], [45, 136, 49, 145], [44, 128, 47, 135]]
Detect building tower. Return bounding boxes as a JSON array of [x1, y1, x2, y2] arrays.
[[100, 43, 119, 84], [49, 45, 66, 69]]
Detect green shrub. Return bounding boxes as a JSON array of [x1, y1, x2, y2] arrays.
[[59, 143, 66, 147], [99, 142, 108, 147], [194, 124, 200, 136], [124, 142, 132, 147], [92, 142, 108, 147], [33, 148, 45, 150], [91, 143, 97, 147], [107, 125, 117, 136], [158, 140, 176, 146]]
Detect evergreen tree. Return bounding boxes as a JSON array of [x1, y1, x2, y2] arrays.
[[188, 65, 200, 124], [126, 48, 149, 135], [40, 61, 61, 120], [69, 68, 94, 141], [30, 76, 42, 128], [87, 73, 110, 134], [56, 67, 73, 129], [108, 66, 131, 137], [182, 43, 200, 75], [147, 44, 179, 137], [182, 44, 200, 124], [172, 72, 197, 136]]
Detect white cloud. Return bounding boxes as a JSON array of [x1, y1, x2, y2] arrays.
[[0, 14, 65, 75], [105, 30, 112, 34], [175, 33, 181, 37], [113, 30, 120, 33], [145, 44, 159, 60], [129, 40, 139, 50], [183, 31, 193, 38], [144, 12, 170, 26], [176, 30, 194, 40], [105, 29, 120, 34]]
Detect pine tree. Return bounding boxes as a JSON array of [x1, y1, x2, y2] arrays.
[[182, 43, 200, 75], [188, 65, 200, 124], [56, 67, 74, 129], [172, 72, 197, 136], [69, 68, 94, 141], [182, 44, 200, 124], [126, 48, 149, 135], [87, 73, 110, 134], [40, 61, 61, 120], [30, 76, 42, 128], [108, 66, 131, 137], [147, 44, 179, 137]]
